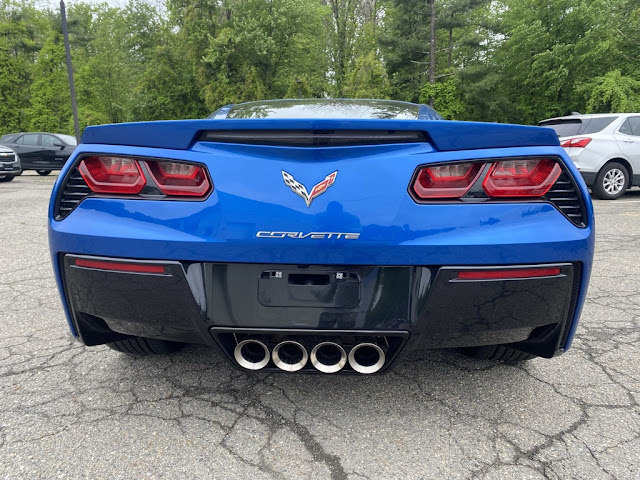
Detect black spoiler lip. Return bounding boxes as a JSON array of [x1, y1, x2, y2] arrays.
[[81, 118, 560, 152]]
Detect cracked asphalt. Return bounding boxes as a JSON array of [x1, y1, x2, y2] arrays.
[[1, 172, 639, 480]]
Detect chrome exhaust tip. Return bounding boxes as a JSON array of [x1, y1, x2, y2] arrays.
[[272, 341, 308, 372], [348, 343, 385, 374], [234, 339, 270, 370], [310, 342, 347, 374]]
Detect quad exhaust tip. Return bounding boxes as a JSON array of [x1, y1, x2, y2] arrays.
[[234, 339, 270, 370], [310, 342, 347, 373], [348, 343, 386, 374], [272, 340, 308, 372]]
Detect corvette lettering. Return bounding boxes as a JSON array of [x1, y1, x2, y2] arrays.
[[256, 231, 360, 240], [282, 170, 337, 207]]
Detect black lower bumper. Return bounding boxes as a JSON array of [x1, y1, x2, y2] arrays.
[[62, 255, 580, 371], [579, 171, 597, 187]]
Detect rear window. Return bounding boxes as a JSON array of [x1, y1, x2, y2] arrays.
[[224, 99, 422, 120], [539, 116, 617, 137]]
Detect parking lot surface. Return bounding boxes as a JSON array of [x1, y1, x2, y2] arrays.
[[1, 173, 638, 479]]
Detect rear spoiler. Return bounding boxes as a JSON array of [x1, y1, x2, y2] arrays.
[[81, 119, 560, 152]]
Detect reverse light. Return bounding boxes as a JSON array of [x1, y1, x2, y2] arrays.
[[482, 158, 561, 197], [457, 267, 561, 280], [144, 160, 211, 196], [560, 137, 592, 148], [78, 156, 146, 194], [413, 162, 485, 199]]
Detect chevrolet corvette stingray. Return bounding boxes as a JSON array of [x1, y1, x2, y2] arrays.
[[48, 99, 594, 374]]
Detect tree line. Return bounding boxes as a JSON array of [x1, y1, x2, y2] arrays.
[[1, 0, 638, 136]]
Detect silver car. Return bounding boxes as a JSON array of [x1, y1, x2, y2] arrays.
[[539, 113, 640, 199], [0, 145, 21, 182]]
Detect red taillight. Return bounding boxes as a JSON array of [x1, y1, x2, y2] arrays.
[[78, 155, 211, 198], [560, 137, 591, 148], [78, 156, 146, 194], [75, 258, 165, 274], [482, 158, 561, 197], [144, 160, 211, 196], [413, 162, 485, 199], [457, 267, 561, 280]]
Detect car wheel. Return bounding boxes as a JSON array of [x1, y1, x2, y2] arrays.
[[592, 162, 628, 200], [459, 344, 536, 362], [106, 337, 184, 355], [0, 174, 15, 182], [36, 169, 52, 176]]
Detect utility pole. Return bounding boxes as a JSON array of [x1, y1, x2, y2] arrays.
[[61, 0, 80, 142], [428, 0, 436, 108]]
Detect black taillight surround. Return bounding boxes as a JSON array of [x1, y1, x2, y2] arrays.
[[408, 156, 589, 228], [54, 154, 213, 220]]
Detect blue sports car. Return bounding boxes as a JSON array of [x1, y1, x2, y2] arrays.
[[48, 99, 594, 374]]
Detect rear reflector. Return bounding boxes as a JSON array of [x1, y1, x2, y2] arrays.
[[560, 137, 592, 148], [78, 156, 146, 194], [144, 160, 211, 196], [74, 258, 165, 274], [413, 162, 485, 199], [457, 267, 561, 280], [482, 158, 561, 197]]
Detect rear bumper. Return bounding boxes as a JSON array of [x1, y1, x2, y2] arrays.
[[60, 254, 582, 371], [579, 171, 597, 187]]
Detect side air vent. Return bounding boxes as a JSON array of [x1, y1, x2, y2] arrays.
[[55, 167, 91, 220], [545, 172, 587, 227], [198, 129, 429, 147]]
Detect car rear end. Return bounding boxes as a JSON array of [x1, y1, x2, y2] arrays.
[[48, 118, 594, 374], [539, 115, 622, 185]]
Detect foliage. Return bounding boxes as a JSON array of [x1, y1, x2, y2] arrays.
[[0, 0, 638, 136], [419, 72, 464, 119], [27, 35, 71, 132], [581, 70, 640, 113]]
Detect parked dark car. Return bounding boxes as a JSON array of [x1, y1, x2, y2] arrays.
[[0, 132, 77, 175], [0, 145, 21, 182]]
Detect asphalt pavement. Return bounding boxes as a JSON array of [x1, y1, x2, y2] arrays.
[[0, 172, 638, 479]]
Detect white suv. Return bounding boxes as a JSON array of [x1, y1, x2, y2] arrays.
[[539, 113, 640, 199]]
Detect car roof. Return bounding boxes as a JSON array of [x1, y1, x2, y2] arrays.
[[210, 98, 443, 120], [540, 113, 639, 123]]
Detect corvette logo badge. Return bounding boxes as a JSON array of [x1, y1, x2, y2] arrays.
[[282, 170, 337, 207]]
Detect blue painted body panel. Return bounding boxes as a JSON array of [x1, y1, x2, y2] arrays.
[[49, 118, 594, 350], [80, 118, 559, 151]]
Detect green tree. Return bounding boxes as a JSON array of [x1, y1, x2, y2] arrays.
[[581, 70, 640, 113], [27, 35, 71, 132], [202, 0, 329, 110], [419, 71, 464, 119]]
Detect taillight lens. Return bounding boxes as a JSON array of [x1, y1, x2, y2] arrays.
[[144, 160, 211, 196], [413, 162, 485, 199], [482, 158, 561, 197], [560, 137, 591, 148], [78, 155, 211, 198], [78, 156, 146, 194]]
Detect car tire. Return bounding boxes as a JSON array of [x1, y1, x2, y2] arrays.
[[36, 169, 52, 176], [106, 337, 185, 355], [459, 344, 536, 362], [592, 162, 629, 200], [0, 174, 15, 182]]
